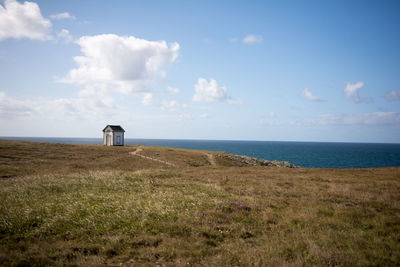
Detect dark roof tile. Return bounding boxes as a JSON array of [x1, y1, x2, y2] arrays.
[[103, 125, 125, 132]]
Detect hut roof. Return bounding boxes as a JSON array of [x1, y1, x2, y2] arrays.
[[102, 125, 125, 132]]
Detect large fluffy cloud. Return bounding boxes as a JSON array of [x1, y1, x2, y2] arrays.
[[60, 34, 180, 93], [192, 78, 228, 102], [0, 0, 52, 41], [344, 81, 364, 103]]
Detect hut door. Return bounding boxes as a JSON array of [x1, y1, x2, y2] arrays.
[[106, 135, 111, 146], [117, 136, 121, 145]]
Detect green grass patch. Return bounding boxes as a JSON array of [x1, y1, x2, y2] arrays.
[[1, 140, 400, 265]]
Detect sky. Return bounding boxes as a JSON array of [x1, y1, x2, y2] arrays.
[[0, 0, 399, 143]]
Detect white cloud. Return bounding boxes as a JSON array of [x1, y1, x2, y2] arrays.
[[50, 12, 75, 20], [227, 98, 244, 105], [178, 113, 193, 120], [300, 88, 324, 102], [320, 112, 400, 126], [344, 81, 364, 103], [46, 96, 116, 121], [166, 86, 180, 94], [385, 89, 400, 102], [200, 113, 209, 119], [57, 29, 73, 43], [0, 0, 52, 41], [0, 91, 120, 122], [0, 91, 35, 118], [260, 111, 280, 126], [60, 34, 180, 93], [77, 85, 106, 98], [242, 34, 263, 44], [293, 112, 400, 126], [192, 78, 228, 102], [161, 100, 178, 112], [141, 93, 153, 106]]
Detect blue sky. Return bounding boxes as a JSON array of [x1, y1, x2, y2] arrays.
[[0, 0, 399, 142]]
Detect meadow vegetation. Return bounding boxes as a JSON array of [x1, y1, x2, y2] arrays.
[[0, 140, 399, 266]]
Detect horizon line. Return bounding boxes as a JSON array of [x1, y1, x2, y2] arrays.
[[1, 136, 399, 145]]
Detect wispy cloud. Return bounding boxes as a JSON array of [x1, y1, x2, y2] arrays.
[[166, 86, 180, 94], [242, 34, 263, 44], [178, 113, 193, 120], [159, 99, 193, 122], [50, 12, 75, 20], [0, 90, 121, 122], [293, 112, 400, 126], [385, 89, 400, 102], [161, 100, 179, 112], [141, 93, 153, 106], [260, 112, 281, 126], [344, 81, 364, 103], [300, 88, 324, 102], [227, 98, 244, 105], [0, 91, 35, 118], [57, 29, 73, 43]]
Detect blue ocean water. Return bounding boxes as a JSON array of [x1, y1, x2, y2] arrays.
[[1, 137, 400, 168]]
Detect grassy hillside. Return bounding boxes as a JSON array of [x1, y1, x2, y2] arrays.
[[0, 140, 399, 266]]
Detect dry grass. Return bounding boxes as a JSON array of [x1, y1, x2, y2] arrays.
[[0, 140, 399, 266]]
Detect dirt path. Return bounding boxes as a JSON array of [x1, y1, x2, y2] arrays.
[[129, 148, 177, 167], [205, 153, 216, 166]]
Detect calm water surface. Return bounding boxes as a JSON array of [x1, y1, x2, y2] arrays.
[[2, 137, 400, 168]]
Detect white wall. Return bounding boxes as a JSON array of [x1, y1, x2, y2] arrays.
[[103, 129, 113, 145]]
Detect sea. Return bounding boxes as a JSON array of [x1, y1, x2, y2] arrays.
[[1, 137, 400, 169]]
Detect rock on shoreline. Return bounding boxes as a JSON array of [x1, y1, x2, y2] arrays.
[[217, 152, 297, 168]]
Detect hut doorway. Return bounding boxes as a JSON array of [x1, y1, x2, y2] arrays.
[[106, 135, 111, 146]]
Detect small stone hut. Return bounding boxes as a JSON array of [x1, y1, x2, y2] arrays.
[[103, 125, 125, 146]]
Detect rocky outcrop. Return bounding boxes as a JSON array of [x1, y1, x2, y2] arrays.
[[218, 152, 297, 168]]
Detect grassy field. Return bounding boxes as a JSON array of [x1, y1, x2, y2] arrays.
[[0, 140, 399, 266]]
